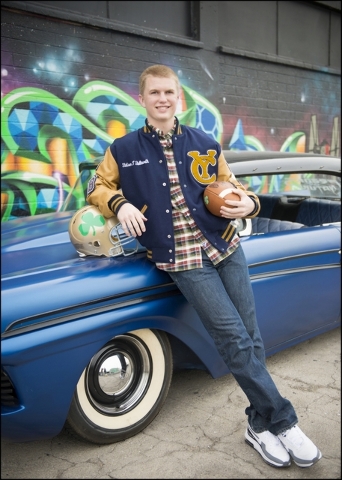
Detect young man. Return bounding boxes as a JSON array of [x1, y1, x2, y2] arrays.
[[87, 64, 322, 469]]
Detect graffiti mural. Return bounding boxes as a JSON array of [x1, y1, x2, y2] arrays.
[[1, 78, 340, 222], [1, 2, 340, 222]]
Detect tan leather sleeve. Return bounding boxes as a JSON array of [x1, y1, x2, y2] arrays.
[[87, 147, 126, 218], [217, 152, 260, 218]]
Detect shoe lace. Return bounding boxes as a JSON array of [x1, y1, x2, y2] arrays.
[[282, 426, 303, 448], [264, 430, 282, 446]]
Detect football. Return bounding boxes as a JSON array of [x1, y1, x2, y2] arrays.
[[203, 181, 240, 216]]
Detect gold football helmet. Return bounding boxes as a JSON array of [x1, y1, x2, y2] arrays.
[[68, 205, 138, 257]]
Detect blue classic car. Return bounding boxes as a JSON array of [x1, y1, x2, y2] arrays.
[[1, 151, 341, 445]]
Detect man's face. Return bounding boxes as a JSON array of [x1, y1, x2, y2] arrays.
[[139, 75, 179, 127]]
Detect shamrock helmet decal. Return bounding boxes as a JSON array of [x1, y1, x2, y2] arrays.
[[68, 205, 138, 257]]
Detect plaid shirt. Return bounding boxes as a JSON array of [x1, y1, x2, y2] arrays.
[[150, 122, 240, 272]]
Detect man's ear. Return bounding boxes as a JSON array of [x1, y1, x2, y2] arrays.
[[138, 94, 145, 107]]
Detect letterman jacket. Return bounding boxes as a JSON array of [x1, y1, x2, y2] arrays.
[[87, 118, 260, 263]]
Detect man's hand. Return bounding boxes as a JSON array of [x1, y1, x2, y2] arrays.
[[117, 204, 147, 237], [220, 189, 255, 219]]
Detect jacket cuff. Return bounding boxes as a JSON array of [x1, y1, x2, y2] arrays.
[[245, 196, 260, 218], [108, 194, 130, 215]]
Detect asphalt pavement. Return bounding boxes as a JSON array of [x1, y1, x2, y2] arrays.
[[1, 327, 340, 479]]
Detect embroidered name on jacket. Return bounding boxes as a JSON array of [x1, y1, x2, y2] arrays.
[[122, 159, 150, 167], [187, 149, 217, 184]]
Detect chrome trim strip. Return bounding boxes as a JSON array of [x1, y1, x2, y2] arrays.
[[250, 263, 340, 280], [2, 282, 177, 336], [248, 248, 340, 269], [1, 289, 181, 339]]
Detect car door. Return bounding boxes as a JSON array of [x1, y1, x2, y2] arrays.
[[240, 224, 341, 356]]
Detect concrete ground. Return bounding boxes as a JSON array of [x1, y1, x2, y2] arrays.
[[1, 327, 341, 479]]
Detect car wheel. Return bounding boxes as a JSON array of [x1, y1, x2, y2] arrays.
[[65, 329, 173, 444]]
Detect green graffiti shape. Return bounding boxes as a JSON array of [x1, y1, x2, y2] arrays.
[[1, 88, 113, 164], [72, 80, 146, 130], [79, 211, 105, 236], [280, 132, 306, 152]]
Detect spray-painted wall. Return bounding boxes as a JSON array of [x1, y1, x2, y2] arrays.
[[1, 3, 340, 221]]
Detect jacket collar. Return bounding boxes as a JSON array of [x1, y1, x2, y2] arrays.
[[143, 117, 182, 135]]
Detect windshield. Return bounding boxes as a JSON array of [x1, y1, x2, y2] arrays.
[[61, 167, 96, 212]]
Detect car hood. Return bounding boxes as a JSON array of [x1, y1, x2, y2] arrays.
[[1, 212, 175, 335], [1, 211, 78, 276]]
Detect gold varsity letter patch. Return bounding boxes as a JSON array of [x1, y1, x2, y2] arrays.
[[187, 150, 217, 184]]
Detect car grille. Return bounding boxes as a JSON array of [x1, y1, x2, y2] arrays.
[[1, 370, 19, 406]]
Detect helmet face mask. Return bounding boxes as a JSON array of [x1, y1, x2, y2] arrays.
[[108, 222, 138, 257], [68, 205, 138, 257]]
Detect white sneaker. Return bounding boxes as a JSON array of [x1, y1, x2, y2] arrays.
[[245, 425, 291, 467], [278, 425, 322, 467]]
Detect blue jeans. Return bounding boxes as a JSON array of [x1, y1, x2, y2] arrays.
[[167, 245, 298, 435]]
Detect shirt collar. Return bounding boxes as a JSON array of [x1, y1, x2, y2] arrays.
[[146, 118, 177, 138]]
